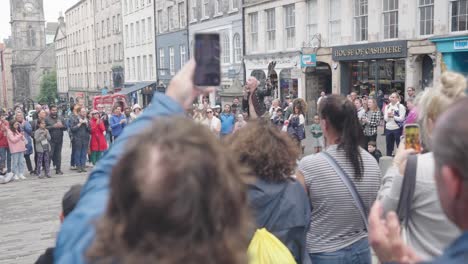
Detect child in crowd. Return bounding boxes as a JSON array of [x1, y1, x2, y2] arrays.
[[310, 115, 324, 153], [34, 120, 51, 178], [367, 141, 382, 162], [7, 120, 27, 180]]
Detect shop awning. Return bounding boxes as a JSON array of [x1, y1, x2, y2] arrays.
[[118, 81, 156, 95]]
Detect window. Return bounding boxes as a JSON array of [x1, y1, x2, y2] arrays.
[[383, 0, 398, 39], [202, 0, 209, 18], [233, 34, 241, 63], [222, 34, 230, 64], [266, 9, 276, 50], [419, 0, 434, 35], [169, 47, 175, 75], [158, 10, 163, 33], [129, 0, 133, 12], [451, 0, 468, 32], [102, 20, 105, 38], [132, 57, 136, 79], [141, 0, 145, 7], [149, 55, 154, 79], [137, 56, 141, 80], [119, 42, 122, 60], [168, 6, 174, 30], [124, 0, 128, 14], [117, 14, 121, 32], [130, 23, 134, 45], [114, 44, 117, 60], [329, 0, 341, 45], [126, 58, 130, 77], [249, 12, 258, 51], [97, 48, 101, 64], [147, 17, 153, 40], [107, 18, 110, 36], [108, 45, 111, 63], [284, 5, 295, 48], [136, 0, 139, 9], [180, 45, 186, 67], [136, 21, 140, 44], [27, 26, 36, 47], [179, 2, 186, 28], [103, 46, 106, 64], [159, 48, 165, 76], [229, 0, 238, 11], [191, 0, 197, 21], [125, 25, 129, 47], [142, 19, 146, 42], [354, 0, 368, 41], [307, 0, 318, 42], [112, 16, 116, 32], [214, 0, 222, 15], [143, 55, 147, 79]]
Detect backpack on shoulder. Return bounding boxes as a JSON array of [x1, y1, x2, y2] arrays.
[[247, 228, 296, 264]]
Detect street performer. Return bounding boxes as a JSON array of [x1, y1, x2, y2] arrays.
[[242, 77, 272, 119]]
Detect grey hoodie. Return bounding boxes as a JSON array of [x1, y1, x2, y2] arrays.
[[248, 178, 312, 264]]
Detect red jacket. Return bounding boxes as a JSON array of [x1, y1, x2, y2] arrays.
[[0, 121, 9, 148], [90, 118, 108, 152]]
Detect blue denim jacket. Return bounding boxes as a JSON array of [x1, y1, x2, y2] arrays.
[[423, 231, 468, 264], [54, 93, 184, 263]]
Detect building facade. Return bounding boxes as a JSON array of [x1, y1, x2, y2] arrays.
[[54, 15, 68, 98], [155, 0, 189, 93], [121, 0, 157, 106], [10, 0, 56, 104], [94, 0, 124, 93], [0, 43, 14, 108], [188, 0, 243, 105], [65, 0, 98, 103], [244, 0, 468, 123]]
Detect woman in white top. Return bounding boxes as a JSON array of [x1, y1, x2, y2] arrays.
[[203, 108, 221, 137], [384, 93, 406, 156]]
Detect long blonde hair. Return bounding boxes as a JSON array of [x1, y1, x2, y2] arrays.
[[418, 72, 467, 148]]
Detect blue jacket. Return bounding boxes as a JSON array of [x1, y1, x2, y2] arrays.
[[54, 93, 184, 263], [220, 113, 235, 135], [423, 231, 468, 264], [109, 114, 127, 137], [20, 121, 33, 155], [248, 178, 312, 264]]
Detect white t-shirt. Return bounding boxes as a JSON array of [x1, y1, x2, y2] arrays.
[[203, 117, 221, 136]]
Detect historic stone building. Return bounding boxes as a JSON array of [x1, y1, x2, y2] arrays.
[[10, 0, 56, 105]]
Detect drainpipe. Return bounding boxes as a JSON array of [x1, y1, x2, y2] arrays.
[[186, 0, 190, 58], [241, 0, 246, 83]]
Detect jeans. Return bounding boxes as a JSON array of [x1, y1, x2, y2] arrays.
[[0, 147, 8, 171], [11, 152, 25, 175], [73, 141, 88, 167], [309, 238, 371, 264], [36, 151, 50, 176], [50, 141, 63, 171], [70, 142, 76, 167], [385, 128, 402, 156], [24, 154, 33, 172]]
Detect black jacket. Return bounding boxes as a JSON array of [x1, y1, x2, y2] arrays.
[[248, 178, 312, 264], [35, 247, 53, 264], [70, 115, 91, 144], [45, 115, 67, 142], [242, 85, 272, 118]]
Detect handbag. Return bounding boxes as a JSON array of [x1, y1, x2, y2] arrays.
[[320, 152, 369, 230], [396, 154, 418, 226], [41, 139, 50, 152]]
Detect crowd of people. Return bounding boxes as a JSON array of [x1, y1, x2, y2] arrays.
[[0, 99, 144, 183], [38, 59, 468, 264]]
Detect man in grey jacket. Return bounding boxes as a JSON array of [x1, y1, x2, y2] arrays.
[[45, 106, 67, 175]]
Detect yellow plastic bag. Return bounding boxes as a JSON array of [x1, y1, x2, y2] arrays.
[[248, 228, 297, 264]]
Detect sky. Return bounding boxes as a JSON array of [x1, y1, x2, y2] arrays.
[[0, 0, 77, 41]]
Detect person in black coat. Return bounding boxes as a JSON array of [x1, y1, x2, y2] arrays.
[[242, 76, 272, 119]]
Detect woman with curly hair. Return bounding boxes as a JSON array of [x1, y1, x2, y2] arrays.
[[288, 98, 307, 153], [226, 121, 311, 264]]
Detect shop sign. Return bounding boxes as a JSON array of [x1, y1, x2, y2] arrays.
[[301, 54, 317, 68], [332, 41, 407, 61], [290, 68, 302, 79], [454, 40, 468, 50]]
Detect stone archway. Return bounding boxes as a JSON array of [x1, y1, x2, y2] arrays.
[[305, 62, 332, 124], [421, 55, 434, 89]]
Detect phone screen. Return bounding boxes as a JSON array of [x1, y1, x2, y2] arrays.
[[405, 124, 422, 153], [194, 33, 221, 87]]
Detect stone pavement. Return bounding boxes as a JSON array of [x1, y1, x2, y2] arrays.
[[0, 135, 88, 264]]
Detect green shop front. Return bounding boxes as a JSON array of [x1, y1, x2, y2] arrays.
[[333, 41, 407, 97], [431, 35, 468, 76]]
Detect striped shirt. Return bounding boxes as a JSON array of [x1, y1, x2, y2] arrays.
[[298, 145, 381, 253]]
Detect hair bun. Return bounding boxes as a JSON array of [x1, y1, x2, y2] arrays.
[[440, 72, 467, 98]]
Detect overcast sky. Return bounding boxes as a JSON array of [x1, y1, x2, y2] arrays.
[[0, 0, 78, 41]]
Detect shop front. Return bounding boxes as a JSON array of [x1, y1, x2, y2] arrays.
[[333, 41, 407, 98], [431, 35, 468, 76]]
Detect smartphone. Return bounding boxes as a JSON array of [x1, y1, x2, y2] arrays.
[[194, 33, 221, 87], [404, 124, 422, 153]]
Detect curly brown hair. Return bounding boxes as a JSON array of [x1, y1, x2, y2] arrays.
[[87, 117, 251, 264], [225, 121, 300, 182]]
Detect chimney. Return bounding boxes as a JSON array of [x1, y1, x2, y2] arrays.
[[58, 12, 65, 25]]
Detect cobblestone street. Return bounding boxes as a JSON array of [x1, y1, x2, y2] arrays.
[[0, 135, 88, 264]]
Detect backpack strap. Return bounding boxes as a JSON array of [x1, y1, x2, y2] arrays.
[[397, 154, 418, 226], [320, 152, 369, 230]]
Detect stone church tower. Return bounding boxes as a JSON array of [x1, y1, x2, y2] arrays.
[[10, 0, 51, 104]]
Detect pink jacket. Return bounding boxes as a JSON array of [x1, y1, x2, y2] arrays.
[[7, 130, 26, 154]]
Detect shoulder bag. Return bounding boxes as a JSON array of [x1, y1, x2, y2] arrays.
[[320, 152, 369, 230], [396, 154, 418, 226]]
